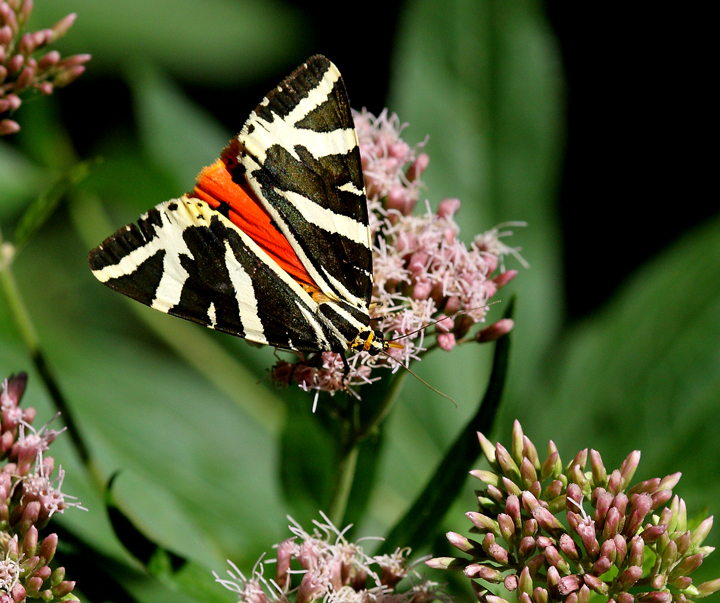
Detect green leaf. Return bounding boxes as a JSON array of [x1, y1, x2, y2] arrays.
[[0, 141, 49, 221], [105, 472, 186, 571], [30, 0, 309, 84], [13, 160, 95, 250], [378, 300, 514, 554], [130, 63, 232, 189], [279, 396, 335, 523]]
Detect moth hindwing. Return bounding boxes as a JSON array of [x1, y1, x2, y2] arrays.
[[88, 55, 388, 360]]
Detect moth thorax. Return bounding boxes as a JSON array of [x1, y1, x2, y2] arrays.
[[350, 328, 386, 356]]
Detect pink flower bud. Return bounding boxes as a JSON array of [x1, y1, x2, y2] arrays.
[[518, 566, 533, 594], [22, 525, 39, 557], [533, 587, 548, 603], [11, 582, 27, 601], [583, 573, 609, 595], [523, 519, 538, 537], [697, 578, 720, 597], [518, 536, 536, 560], [464, 563, 503, 582], [58, 53, 92, 69], [467, 512, 500, 535], [602, 507, 621, 540], [51, 12, 77, 41], [575, 521, 600, 559], [519, 457, 538, 487], [616, 564, 643, 590], [541, 447, 560, 481], [15, 65, 34, 91], [18, 0, 34, 25], [437, 332, 456, 350], [546, 480, 564, 499], [405, 152, 429, 182], [614, 534, 627, 566], [589, 449, 607, 486], [652, 490, 672, 511], [493, 269, 518, 288], [640, 524, 667, 543], [444, 295, 460, 314], [592, 555, 612, 576], [489, 542, 509, 564], [38, 49, 61, 70], [558, 574, 582, 595], [628, 477, 660, 496], [619, 451, 641, 489], [612, 492, 628, 515], [628, 535, 644, 567], [19, 32, 35, 54], [607, 470, 622, 494], [0, 3, 18, 33], [501, 493, 519, 523], [668, 553, 704, 580], [0, 118, 20, 135], [559, 534, 580, 560], [7, 52, 23, 74], [36, 81, 53, 94], [593, 490, 613, 525], [623, 493, 653, 536], [54, 64, 86, 88], [690, 515, 713, 548], [636, 591, 672, 603], [498, 513, 515, 542], [496, 443, 520, 478], [476, 319, 514, 343], [275, 538, 294, 589], [544, 545, 570, 575], [438, 198, 461, 219], [447, 531, 480, 553], [505, 574, 519, 592], [671, 576, 692, 590]]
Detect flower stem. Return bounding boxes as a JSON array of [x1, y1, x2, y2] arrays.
[[328, 443, 359, 527], [0, 232, 93, 472]]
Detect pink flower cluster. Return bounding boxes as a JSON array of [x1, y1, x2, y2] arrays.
[[427, 421, 720, 603], [215, 513, 447, 603], [1, 373, 81, 602], [1, 1, 90, 135], [271, 109, 521, 395]]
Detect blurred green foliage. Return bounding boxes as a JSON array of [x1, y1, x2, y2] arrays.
[[0, 0, 717, 600]]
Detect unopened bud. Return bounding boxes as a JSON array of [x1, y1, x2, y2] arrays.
[[477, 319, 514, 343], [51, 12, 77, 41], [0, 118, 19, 135]]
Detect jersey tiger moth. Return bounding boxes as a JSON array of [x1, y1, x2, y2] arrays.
[[88, 55, 398, 372]]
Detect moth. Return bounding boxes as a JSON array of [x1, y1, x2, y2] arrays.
[[89, 55, 395, 370]]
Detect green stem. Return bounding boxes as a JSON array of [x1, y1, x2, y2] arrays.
[[327, 444, 359, 527], [356, 369, 408, 442], [0, 236, 94, 473], [327, 369, 410, 525]]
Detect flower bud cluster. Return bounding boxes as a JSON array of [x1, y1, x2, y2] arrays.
[[427, 420, 719, 603], [271, 110, 521, 395], [215, 513, 448, 603], [1, 1, 90, 135], [1, 373, 80, 602]]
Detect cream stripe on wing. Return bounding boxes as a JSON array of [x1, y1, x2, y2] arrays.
[[282, 190, 371, 247], [223, 240, 267, 344]]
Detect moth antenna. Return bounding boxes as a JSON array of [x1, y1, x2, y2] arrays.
[[388, 300, 501, 343], [382, 351, 456, 407]]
